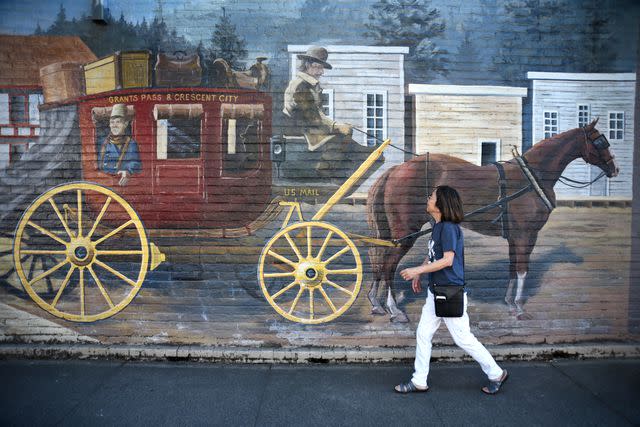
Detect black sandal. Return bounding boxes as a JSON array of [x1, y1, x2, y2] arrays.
[[394, 381, 429, 394], [482, 369, 508, 395]]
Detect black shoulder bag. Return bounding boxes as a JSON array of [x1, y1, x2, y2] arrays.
[[432, 224, 465, 318]]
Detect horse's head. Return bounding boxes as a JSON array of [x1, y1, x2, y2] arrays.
[[580, 118, 619, 178]]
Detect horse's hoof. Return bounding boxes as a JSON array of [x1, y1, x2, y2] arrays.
[[371, 306, 386, 315], [390, 313, 410, 323], [516, 311, 533, 320]]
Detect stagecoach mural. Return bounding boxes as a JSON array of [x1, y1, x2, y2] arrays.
[[0, 0, 637, 348]]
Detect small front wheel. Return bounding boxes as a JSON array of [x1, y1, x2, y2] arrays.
[[258, 221, 362, 324]]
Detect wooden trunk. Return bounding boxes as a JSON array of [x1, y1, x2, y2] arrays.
[[39, 62, 84, 103], [84, 51, 152, 95], [120, 51, 152, 89]]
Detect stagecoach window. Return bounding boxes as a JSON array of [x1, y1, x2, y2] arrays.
[[153, 104, 203, 160], [543, 111, 558, 139], [577, 104, 590, 128], [608, 112, 624, 140], [221, 103, 264, 174]]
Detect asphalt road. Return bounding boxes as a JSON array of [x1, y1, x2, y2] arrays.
[[1, 358, 638, 426]]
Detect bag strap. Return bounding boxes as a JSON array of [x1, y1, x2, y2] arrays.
[[115, 137, 131, 171]]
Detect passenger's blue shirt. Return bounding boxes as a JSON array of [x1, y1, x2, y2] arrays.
[[427, 221, 465, 286], [99, 137, 142, 174]]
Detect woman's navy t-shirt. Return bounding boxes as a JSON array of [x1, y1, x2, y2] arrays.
[[427, 221, 465, 286]]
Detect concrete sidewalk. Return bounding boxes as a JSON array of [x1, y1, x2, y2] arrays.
[[1, 358, 638, 426]]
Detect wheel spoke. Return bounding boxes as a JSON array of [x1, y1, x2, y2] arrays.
[[93, 259, 137, 287], [288, 286, 305, 314], [306, 226, 312, 258], [318, 285, 337, 313], [309, 287, 314, 320], [316, 231, 333, 261], [27, 221, 67, 246], [264, 271, 295, 278], [93, 219, 135, 246], [283, 232, 303, 261], [77, 190, 83, 237], [325, 268, 359, 275], [28, 259, 69, 286], [88, 266, 115, 309], [324, 279, 353, 296], [79, 268, 85, 317], [267, 250, 298, 269], [95, 250, 143, 256], [48, 198, 74, 239], [271, 280, 299, 300], [87, 197, 112, 239], [323, 246, 351, 265], [21, 250, 67, 255], [51, 265, 76, 308], [26, 256, 37, 281]]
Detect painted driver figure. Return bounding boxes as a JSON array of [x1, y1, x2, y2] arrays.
[[283, 46, 380, 180], [99, 103, 141, 186]]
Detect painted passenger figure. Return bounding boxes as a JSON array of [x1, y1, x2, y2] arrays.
[[283, 46, 380, 180], [99, 104, 141, 186]]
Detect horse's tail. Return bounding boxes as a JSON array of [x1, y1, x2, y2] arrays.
[[367, 166, 395, 278]]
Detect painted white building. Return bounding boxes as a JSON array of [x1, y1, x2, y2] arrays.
[[408, 84, 527, 165], [287, 45, 409, 195], [528, 72, 636, 198]]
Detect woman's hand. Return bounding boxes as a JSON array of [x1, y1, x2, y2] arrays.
[[411, 276, 422, 294]]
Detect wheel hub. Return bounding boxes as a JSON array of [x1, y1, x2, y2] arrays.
[[296, 261, 325, 288], [67, 238, 95, 267]]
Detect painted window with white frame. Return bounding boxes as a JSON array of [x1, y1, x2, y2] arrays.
[[321, 89, 333, 120], [608, 112, 624, 140], [543, 110, 558, 139], [478, 139, 500, 166], [364, 91, 387, 146], [577, 104, 590, 128]]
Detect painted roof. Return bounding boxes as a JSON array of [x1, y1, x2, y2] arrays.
[[527, 72, 636, 81], [0, 35, 97, 86], [288, 45, 409, 54], [408, 84, 527, 97]]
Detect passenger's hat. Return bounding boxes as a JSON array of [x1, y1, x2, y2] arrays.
[[297, 46, 332, 69], [110, 103, 129, 119]]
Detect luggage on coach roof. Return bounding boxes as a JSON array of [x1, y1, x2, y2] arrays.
[[83, 50, 152, 95], [154, 51, 202, 87], [40, 61, 84, 103]]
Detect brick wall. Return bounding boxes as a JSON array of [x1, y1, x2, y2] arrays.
[[0, 0, 638, 352]]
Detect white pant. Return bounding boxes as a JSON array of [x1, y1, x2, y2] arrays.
[[411, 290, 503, 388]]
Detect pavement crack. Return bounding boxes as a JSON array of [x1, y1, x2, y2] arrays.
[[50, 360, 128, 427], [550, 362, 635, 426], [252, 364, 272, 427]]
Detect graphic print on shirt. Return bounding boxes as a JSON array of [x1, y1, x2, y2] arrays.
[[428, 237, 435, 263]]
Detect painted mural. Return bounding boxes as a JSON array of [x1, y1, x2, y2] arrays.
[[0, 0, 638, 348]]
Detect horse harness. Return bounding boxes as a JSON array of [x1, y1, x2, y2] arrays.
[[396, 150, 554, 245]]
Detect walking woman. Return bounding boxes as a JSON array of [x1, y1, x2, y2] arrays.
[[394, 185, 508, 395]]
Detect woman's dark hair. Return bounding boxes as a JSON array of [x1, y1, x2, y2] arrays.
[[435, 185, 464, 223]]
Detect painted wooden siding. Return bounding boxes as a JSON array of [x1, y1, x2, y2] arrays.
[[413, 94, 523, 164], [530, 79, 635, 198]]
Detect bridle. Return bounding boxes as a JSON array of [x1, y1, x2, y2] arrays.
[[581, 126, 615, 167]]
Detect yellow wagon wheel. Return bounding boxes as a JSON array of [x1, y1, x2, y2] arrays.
[[259, 221, 362, 324], [13, 182, 161, 322]]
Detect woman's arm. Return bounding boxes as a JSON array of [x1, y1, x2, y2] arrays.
[[400, 251, 455, 281]]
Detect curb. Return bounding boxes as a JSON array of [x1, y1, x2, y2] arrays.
[[1, 343, 639, 363]]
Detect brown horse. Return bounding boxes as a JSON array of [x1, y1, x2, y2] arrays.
[[366, 119, 619, 322]]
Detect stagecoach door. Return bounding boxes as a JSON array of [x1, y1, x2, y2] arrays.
[[151, 104, 205, 198]]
